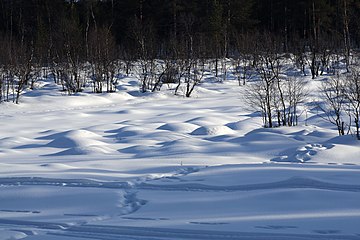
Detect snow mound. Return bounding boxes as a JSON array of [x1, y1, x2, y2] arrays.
[[107, 126, 144, 140], [51, 145, 115, 156], [191, 125, 236, 136], [225, 118, 258, 132], [41, 130, 115, 156], [0, 137, 32, 148], [186, 116, 229, 126], [157, 122, 199, 133], [327, 135, 360, 145], [157, 139, 202, 155], [45, 130, 105, 148]]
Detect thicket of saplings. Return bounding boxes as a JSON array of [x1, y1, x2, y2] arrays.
[[0, 29, 359, 140]]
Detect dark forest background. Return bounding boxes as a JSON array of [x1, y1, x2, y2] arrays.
[[1, 0, 360, 61]]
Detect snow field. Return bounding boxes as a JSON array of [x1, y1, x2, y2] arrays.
[[0, 74, 360, 239]]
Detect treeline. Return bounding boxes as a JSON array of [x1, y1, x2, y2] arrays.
[[0, 0, 359, 99]]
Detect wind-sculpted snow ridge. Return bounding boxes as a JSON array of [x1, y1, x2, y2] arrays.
[[0, 218, 359, 240], [0, 177, 131, 189], [0, 219, 359, 240], [0, 219, 70, 230], [138, 176, 360, 192], [50, 224, 360, 240], [1, 175, 360, 193]]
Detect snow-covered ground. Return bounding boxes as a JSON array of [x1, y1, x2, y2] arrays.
[[1, 72, 360, 239]]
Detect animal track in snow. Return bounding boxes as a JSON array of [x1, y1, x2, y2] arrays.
[[271, 143, 334, 163]]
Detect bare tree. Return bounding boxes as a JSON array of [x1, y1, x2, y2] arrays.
[[89, 26, 118, 93], [342, 0, 351, 72], [245, 78, 274, 128], [319, 73, 347, 136], [258, 33, 286, 127], [0, 35, 10, 102], [290, 36, 308, 76], [233, 32, 257, 85], [344, 68, 360, 139], [309, 43, 321, 79], [13, 42, 35, 104], [172, 13, 205, 98], [247, 33, 308, 128], [254, 59, 276, 128], [58, 6, 86, 94], [285, 77, 308, 126], [130, 15, 157, 93]]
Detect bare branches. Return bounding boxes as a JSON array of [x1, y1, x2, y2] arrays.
[[318, 69, 360, 139], [344, 68, 360, 139], [88, 26, 118, 93], [318, 74, 347, 135]]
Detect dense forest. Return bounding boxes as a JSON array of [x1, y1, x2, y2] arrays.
[[1, 0, 360, 62]]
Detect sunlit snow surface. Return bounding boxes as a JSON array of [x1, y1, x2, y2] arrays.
[[1, 75, 360, 239]]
